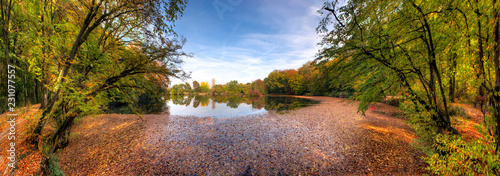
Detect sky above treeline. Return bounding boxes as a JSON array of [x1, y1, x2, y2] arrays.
[[171, 0, 324, 86]]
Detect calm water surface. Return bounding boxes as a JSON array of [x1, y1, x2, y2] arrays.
[[166, 95, 319, 118]]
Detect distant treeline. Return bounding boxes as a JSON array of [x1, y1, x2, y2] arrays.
[[170, 61, 354, 98], [169, 79, 266, 97]]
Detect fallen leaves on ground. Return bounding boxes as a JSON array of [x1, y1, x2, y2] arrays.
[[0, 104, 42, 175], [56, 97, 427, 175]]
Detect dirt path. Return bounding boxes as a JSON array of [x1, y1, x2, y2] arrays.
[[58, 96, 427, 175]]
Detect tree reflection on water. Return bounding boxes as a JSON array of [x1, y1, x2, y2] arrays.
[[167, 95, 318, 113]]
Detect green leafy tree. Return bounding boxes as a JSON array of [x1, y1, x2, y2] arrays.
[[213, 84, 224, 94], [21, 1, 191, 173], [316, 0, 500, 173], [317, 0, 459, 133], [226, 80, 241, 94], [171, 84, 186, 95], [289, 73, 306, 95], [264, 70, 290, 94], [297, 62, 313, 94], [240, 83, 251, 95]]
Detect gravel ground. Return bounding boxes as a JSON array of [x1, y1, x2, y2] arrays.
[[59, 96, 427, 175]]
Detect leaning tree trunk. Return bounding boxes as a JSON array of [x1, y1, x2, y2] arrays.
[[30, 3, 102, 146]]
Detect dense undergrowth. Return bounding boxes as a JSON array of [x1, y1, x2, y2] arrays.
[[398, 100, 500, 175]]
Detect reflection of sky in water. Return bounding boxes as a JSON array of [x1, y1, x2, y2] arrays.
[[166, 98, 267, 118]]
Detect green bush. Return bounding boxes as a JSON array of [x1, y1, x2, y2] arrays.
[[426, 134, 500, 176], [448, 105, 470, 119], [400, 100, 499, 175], [399, 101, 437, 152], [41, 145, 65, 176], [385, 97, 400, 107], [48, 154, 65, 176]]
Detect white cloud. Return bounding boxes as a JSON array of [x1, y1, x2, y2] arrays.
[[170, 1, 324, 87]]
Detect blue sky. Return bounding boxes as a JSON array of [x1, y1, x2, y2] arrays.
[[171, 0, 324, 86]]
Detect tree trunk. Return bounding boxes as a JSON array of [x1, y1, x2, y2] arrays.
[[449, 76, 455, 103], [30, 65, 70, 145], [3, 26, 9, 90], [41, 65, 48, 108], [50, 111, 79, 152], [31, 4, 101, 146], [35, 78, 38, 104], [21, 60, 29, 106], [449, 54, 457, 103], [412, 2, 453, 132], [3, 26, 8, 69], [476, 3, 488, 107], [0, 36, 5, 113], [40, 9, 47, 109]]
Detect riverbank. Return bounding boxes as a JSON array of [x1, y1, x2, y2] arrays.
[[1, 96, 428, 175]]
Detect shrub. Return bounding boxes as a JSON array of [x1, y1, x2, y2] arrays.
[[448, 105, 470, 119], [328, 90, 353, 98], [399, 100, 437, 153], [400, 99, 499, 175], [41, 144, 65, 176], [426, 134, 500, 175], [385, 97, 400, 107], [48, 154, 65, 176]]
